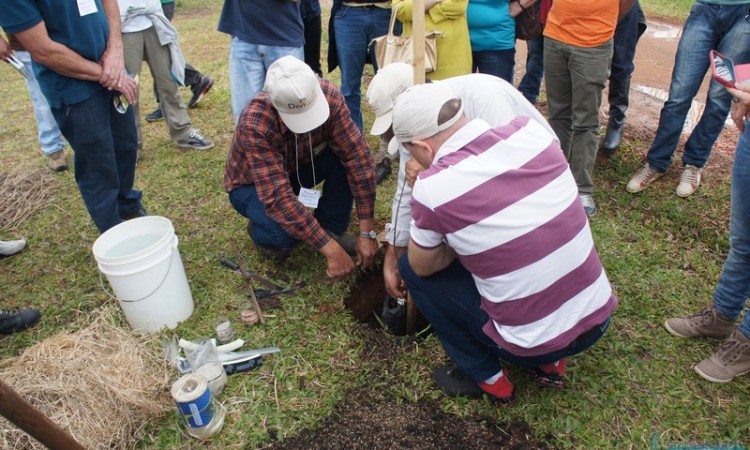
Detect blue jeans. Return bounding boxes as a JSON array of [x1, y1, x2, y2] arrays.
[[610, 2, 639, 82], [517, 3, 544, 104], [228, 148, 354, 249], [471, 49, 516, 83], [399, 256, 610, 383], [646, 2, 750, 172], [16, 51, 67, 156], [229, 37, 303, 124], [713, 122, 750, 339], [333, 5, 392, 131], [51, 89, 142, 233]]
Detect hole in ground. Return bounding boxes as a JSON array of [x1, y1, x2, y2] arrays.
[[343, 254, 430, 336]]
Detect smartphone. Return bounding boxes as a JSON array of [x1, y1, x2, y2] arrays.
[[710, 50, 750, 89], [710, 50, 737, 88]]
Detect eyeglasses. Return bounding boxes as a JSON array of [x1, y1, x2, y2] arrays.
[[113, 74, 139, 114], [113, 94, 129, 114]]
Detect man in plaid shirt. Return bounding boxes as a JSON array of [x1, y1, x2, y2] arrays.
[[224, 56, 377, 281]]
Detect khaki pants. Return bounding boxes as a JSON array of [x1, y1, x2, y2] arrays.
[[123, 27, 192, 147]]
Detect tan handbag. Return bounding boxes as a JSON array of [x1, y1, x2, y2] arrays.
[[370, 3, 442, 73]]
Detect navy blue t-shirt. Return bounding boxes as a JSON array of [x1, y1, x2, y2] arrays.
[[218, 0, 304, 47], [0, 0, 108, 108]]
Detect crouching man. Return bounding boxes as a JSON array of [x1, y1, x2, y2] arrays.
[[224, 56, 378, 281], [392, 83, 617, 406]]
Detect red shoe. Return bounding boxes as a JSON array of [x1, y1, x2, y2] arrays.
[[478, 371, 515, 407], [532, 358, 566, 389]]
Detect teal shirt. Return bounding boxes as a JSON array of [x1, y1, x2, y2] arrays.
[[0, 0, 108, 108], [466, 0, 515, 52]]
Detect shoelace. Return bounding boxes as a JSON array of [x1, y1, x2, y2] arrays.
[[0, 309, 17, 316], [580, 195, 595, 210], [638, 165, 661, 183], [680, 166, 701, 186], [715, 335, 749, 364], [689, 307, 716, 326], [190, 130, 206, 141]]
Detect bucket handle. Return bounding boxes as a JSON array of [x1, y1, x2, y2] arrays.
[[98, 240, 177, 303]]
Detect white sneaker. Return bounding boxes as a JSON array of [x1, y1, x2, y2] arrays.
[[675, 164, 703, 197], [626, 163, 665, 193], [0, 239, 26, 256]]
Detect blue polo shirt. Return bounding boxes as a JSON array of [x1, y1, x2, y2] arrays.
[[0, 0, 108, 108], [218, 0, 304, 48]]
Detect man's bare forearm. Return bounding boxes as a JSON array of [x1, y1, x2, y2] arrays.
[[14, 22, 102, 81], [407, 240, 457, 277], [101, 0, 124, 53]]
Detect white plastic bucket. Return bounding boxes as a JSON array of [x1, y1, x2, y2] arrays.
[[92, 216, 194, 333]]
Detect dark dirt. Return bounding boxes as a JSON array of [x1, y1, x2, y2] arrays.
[[267, 325, 551, 450]]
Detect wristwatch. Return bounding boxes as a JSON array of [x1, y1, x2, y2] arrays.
[[359, 230, 377, 240]]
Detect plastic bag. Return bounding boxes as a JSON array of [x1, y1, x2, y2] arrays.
[[380, 295, 407, 336]]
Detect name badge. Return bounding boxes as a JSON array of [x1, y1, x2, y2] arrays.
[[298, 187, 321, 209], [77, 0, 98, 16]]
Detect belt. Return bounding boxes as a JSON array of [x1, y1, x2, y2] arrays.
[[342, 2, 389, 8]]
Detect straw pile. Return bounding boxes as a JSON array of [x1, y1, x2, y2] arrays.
[[0, 169, 56, 231], [0, 308, 172, 449]]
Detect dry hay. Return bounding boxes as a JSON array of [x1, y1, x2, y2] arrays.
[[0, 308, 172, 449], [0, 169, 56, 231]]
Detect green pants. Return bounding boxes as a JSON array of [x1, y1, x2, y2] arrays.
[[544, 37, 613, 195]]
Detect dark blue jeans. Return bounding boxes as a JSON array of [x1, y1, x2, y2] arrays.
[[228, 148, 354, 249], [646, 2, 750, 172], [51, 89, 141, 233], [472, 48, 516, 83], [333, 5, 392, 131], [610, 1, 640, 82], [399, 255, 610, 383], [517, 2, 544, 104]]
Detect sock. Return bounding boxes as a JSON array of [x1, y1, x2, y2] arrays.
[[483, 370, 504, 385]]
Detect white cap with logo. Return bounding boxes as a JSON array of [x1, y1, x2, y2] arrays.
[[366, 63, 414, 136], [392, 83, 463, 145], [266, 56, 330, 134]]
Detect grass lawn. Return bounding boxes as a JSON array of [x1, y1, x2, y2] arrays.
[[1, 0, 748, 448]]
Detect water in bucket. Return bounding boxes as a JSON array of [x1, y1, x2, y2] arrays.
[[92, 216, 194, 333]]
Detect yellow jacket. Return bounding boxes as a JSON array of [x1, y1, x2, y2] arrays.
[[393, 0, 472, 80]]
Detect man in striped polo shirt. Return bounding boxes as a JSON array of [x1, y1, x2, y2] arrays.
[[392, 83, 617, 407]]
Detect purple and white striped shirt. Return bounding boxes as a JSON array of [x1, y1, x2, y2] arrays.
[[410, 117, 617, 357]]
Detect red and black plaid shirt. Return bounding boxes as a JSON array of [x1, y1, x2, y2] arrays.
[[224, 79, 376, 250]]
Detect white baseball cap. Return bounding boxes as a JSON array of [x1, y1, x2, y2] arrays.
[[392, 83, 463, 144], [366, 63, 414, 136], [266, 56, 330, 133]]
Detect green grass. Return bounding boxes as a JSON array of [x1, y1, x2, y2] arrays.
[[1, 1, 748, 449], [640, 0, 694, 20]]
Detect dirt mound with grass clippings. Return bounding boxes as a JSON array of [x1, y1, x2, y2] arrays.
[[268, 390, 549, 450], [268, 324, 551, 450]]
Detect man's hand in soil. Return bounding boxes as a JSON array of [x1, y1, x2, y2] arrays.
[[321, 239, 354, 281], [384, 244, 408, 299], [355, 237, 378, 270], [728, 82, 750, 132]]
